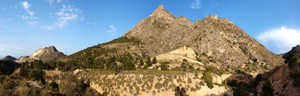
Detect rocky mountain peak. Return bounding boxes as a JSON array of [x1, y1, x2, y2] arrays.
[[16, 46, 66, 63], [149, 5, 174, 18]]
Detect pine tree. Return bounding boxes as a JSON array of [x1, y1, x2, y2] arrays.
[[152, 57, 157, 64], [262, 79, 273, 96], [140, 59, 144, 66]]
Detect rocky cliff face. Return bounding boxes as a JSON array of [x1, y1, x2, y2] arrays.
[[123, 5, 283, 71], [16, 46, 66, 63]]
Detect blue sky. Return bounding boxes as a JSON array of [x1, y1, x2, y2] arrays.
[[0, 0, 299, 58]]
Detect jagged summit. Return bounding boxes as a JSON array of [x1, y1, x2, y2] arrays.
[[16, 46, 66, 63], [149, 5, 174, 18]]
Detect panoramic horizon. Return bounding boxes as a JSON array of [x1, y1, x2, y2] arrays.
[[1, 0, 300, 58]]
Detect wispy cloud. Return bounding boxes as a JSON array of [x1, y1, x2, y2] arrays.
[[257, 26, 300, 53], [107, 25, 117, 35], [40, 25, 54, 30], [18, 15, 38, 20], [22, 1, 35, 16], [55, 5, 81, 28], [191, 0, 201, 9], [46, 0, 63, 7], [27, 21, 40, 26]]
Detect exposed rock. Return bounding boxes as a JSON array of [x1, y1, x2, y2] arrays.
[[16, 46, 66, 63], [1, 55, 17, 61]]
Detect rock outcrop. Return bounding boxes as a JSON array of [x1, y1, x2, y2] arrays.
[[16, 46, 66, 63]]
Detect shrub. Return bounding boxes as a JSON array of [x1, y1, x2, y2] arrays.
[[233, 86, 248, 96], [28, 68, 45, 84], [160, 63, 168, 71], [202, 70, 213, 89], [49, 80, 59, 92]]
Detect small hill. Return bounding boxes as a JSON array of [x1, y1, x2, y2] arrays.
[[16, 46, 66, 63], [1, 55, 17, 61]]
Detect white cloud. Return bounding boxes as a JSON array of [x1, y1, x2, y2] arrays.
[[191, 0, 201, 9], [27, 21, 40, 26], [47, 0, 63, 7], [41, 25, 54, 30], [55, 5, 81, 28], [19, 15, 38, 20], [257, 26, 300, 53], [107, 25, 117, 35], [22, 1, 35, 16]]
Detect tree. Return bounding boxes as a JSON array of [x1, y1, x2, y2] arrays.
[[152, 57, 157, 64], [285, 53, 300, 69], [140, 59, 144, 66], [146, 57, 152, 67], [262, 79, 273, 96], [254, 74, 263, 86]]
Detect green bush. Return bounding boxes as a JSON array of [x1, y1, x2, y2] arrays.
[[233, 86, 248, 96], [202, 70, 213, 89], [49, 80, 59, 92], [28, 68, 45, 84], [160, 63, 168, 71]]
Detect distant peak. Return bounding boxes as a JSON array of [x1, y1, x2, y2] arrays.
[[149, 5, 174, 18]]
